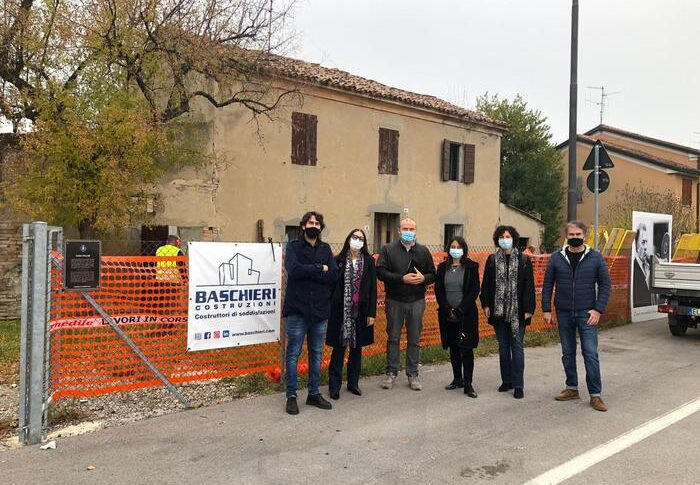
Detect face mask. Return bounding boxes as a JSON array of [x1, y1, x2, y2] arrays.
[[400, 231, 415, 243], [568, 237, 584, 248], [498, 238, 513, 250], [449, 248, 463, 260], [349, 237, 364, 251], [304, 227, 321, 239]]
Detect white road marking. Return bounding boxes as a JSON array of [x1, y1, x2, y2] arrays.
[[523, 396, 700, 485]]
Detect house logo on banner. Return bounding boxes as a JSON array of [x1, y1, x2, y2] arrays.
[[187, 242, 283, 352], [218, 253, 263, 285]]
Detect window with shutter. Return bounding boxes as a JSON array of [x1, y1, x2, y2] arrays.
[[442, 140, 475, 183], [682, 178, 692, 207], [378, 128, 399, 174], [291, 112, 317, 166]]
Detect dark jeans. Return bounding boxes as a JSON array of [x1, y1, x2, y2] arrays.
[[329, 345, 362, 392], [448, 344, 474, 387], [556, 309, 602, 396], [494, 324, 526, 389], [385, 298, 426, 377], [285, 315, 327, 399]]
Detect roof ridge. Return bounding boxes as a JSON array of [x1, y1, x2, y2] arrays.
[[261, 53, 507, 130], [584, 124, 700, 156]]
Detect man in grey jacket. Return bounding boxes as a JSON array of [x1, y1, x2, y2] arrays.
[[376, 218, 436, 390]]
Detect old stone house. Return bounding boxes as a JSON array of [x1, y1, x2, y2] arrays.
[[150, 55, 507, 251]]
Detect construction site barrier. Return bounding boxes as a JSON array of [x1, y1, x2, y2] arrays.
[[48, 252, 631, 399]]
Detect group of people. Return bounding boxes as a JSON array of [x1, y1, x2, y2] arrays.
[[282, 211, 612, 416]]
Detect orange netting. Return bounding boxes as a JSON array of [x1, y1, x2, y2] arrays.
[[48, 252, 631, 399]]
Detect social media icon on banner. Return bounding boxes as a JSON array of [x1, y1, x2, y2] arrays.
[[222, 330, 230, 338], [213, 331, 221, 339], [204, 332, 211, 340], [194, 333, 202, 341]]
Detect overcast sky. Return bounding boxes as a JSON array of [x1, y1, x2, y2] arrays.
[[293, 0, 700, 148]]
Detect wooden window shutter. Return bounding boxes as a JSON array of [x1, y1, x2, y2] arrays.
[[378, 128, 399, 174], [462, 144, 475, 184], [291, 112, 305, 165], [306, 114, 317, 166], [441, 139, 451, 181], [291, 112, 317, 165], [682, 178, 692, 206]]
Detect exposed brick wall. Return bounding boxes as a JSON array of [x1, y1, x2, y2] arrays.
[[0, 221, 22, 320]]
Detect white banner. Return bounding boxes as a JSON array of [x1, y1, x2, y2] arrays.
[[631, 211, 672, 322], [187, 242, 282, 351]]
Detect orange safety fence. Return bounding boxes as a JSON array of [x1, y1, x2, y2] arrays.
[[48, 252, 631, 400]]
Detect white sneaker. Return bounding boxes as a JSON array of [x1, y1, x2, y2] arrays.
[[381, 374, 397, 389], [408, 375, 422, 391]]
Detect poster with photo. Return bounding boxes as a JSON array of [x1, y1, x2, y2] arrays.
[[631, 211, 672, 322]]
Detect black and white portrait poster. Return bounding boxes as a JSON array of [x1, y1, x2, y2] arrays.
[[631, 211, 672, 322]]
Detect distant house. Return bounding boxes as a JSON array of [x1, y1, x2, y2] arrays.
[[557, 125, 700, 231], [498, 203, 544, 251], [148, 54, 507, 250]]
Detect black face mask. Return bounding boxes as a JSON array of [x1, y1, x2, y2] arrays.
[[304, 227, 321, 240], [568, 237, 584, 248]]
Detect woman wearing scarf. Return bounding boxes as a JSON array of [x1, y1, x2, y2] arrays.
[[435, 236, 481, 398], [480, 225, 536, 399], [326, 229, 377, 400]]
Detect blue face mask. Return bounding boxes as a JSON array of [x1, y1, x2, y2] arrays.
[[400, 231, 416, 243], [498, 238, 513, 250], [449, 248, 464, 260]]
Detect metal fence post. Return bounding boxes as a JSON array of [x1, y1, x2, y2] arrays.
[[18, 222, 49, 445]]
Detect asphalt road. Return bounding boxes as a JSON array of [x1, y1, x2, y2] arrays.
[[2, 317, 700, 485]]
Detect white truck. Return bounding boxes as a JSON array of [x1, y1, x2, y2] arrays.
[[651, 256, 700, 336]]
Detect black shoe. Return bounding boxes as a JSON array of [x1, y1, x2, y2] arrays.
[[498, 383, 513, 392], [329, 390, 340, 400], [514, 388, 524, 399], [445, 380, 464, 390], [347, 385, 362, 396], [286, 397, 299, 415], [465, 387, 478, 398], [306, 393, 333, 410]]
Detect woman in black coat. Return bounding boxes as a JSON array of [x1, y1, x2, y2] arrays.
[[435, 236, 481, 398], [479, 225, 536, 399], [326, 228, 377, 400]]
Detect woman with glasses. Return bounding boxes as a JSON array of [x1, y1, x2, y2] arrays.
[[326, 228, 377, 399], [435, 236, 481, 398]]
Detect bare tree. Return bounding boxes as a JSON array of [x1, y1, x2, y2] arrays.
[[0, 0, 299, 128]]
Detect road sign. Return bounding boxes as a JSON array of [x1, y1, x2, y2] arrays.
[[587, 169, 610, 194], [64, 240, 101, 290], [583, 141, 614, 170]]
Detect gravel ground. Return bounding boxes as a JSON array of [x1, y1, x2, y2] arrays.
[[0, 377, 278, 450]]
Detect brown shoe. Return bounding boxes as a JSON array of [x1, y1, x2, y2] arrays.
[[555, 389, 580, 401], [590, 396, 608, 412]]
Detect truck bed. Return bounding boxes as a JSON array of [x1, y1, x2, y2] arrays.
[[651, 257, 700, 294]]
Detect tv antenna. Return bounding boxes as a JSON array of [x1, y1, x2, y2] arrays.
[[586, 86, 621, 125]]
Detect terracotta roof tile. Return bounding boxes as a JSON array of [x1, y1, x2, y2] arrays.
[[262, 54, 506, 130], [585, 124, 700, 156], [577, 134, 700, 176]]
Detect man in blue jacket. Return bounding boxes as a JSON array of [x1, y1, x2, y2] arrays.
[[283, 211, 339, 415], [542, 221, 611, 412]]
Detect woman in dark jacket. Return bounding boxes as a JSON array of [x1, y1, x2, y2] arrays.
[[435, 236, 481, 398], [326, 229, 377, 400], [480, 225, 536, 399]]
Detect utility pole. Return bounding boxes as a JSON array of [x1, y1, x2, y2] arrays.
[[587, 86, 621, 125], [567, 0, 579, 223]]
